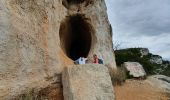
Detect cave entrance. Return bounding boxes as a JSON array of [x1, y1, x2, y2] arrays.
[[67, 0, 85, 4], [59, 14, 93, 61], [62, 0, 92, 8]]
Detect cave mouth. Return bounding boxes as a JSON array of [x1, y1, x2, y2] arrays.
[[67, 0, 85, 4], [59, 14, 93, 61], [62, 0, 93, 8]]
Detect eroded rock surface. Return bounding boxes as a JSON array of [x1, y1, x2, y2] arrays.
[[0, 0, 116, 99], [147, 75, 170, 93], [123, 62, 146, 78], [62, 64, 115, 100]]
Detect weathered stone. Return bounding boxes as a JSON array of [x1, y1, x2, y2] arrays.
[[123, 62, 146, 78], [62, 64, 115, 100], [147, 75, 170, 93], [150, 55, 163, 64], [0, 0, 116, 99], [140, 48, 149, 57]]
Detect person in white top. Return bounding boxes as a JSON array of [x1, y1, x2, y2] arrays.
[[75, 57, 87, 65]]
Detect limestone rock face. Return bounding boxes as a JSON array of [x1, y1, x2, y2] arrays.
[[150, 55, 163, 64], [123, 62, 146, 78], [0, 0, 116, 99], [140, 48, 149, 57], [147, 75, 170, 93], [62, 64, 115, 100]]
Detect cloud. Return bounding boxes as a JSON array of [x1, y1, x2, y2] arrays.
[[107, 0, 170, 36], [106, 0, 170, 60]]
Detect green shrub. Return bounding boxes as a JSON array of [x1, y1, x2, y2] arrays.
[[161, 65, 170, 77]]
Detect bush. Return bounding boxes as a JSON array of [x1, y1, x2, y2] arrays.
[[161, 65, 170, 77], [111, 66, 127, 86]]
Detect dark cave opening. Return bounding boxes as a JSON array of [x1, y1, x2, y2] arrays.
[[66, 0, 85, 4], [62, 0, 93, 8], [59, 15, 93, 61]]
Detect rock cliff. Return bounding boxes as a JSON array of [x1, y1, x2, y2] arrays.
[[0, 0, 116, 99]]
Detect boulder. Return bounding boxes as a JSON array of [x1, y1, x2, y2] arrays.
[[147, 75, 170, 93], [123, 62, 146, 78], [62, 64, 115, 100]]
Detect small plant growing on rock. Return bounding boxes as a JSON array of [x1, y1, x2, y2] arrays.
[[15, 89, 39, 100]]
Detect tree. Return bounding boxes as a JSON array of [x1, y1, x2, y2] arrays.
[[113, 41, 122, 51]]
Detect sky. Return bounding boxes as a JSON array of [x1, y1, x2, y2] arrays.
[[105, 0, 170, 60]]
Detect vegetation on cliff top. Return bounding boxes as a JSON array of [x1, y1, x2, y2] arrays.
[[115, 48, 170, 77]]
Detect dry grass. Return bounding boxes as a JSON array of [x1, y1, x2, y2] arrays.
[[14, 89, 41, 100], [111, 66, 127, 86], [14, 84, 63, 100], [166, 92, 170, 100]]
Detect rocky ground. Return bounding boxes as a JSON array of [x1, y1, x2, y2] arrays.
[[114, 79, 169, 100]]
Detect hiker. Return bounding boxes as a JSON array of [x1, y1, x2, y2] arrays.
[[93, 54, 99, 64], [93, 54, 103, 64], [74, 57, 87, 65]]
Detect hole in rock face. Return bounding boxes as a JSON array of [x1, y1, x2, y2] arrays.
[[59, 15, 93, 61], [67, 0, 85, 4], [62, 0, 93, 8]]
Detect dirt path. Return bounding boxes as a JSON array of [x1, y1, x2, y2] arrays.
[[114, 79, 168, 100]]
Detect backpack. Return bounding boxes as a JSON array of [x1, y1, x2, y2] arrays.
[[98, 59, 103, 64]]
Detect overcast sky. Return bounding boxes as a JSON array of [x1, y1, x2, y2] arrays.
[[106, 0, 170, 60]]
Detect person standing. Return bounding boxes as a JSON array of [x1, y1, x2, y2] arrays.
[[93, 54, 99, 64]]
